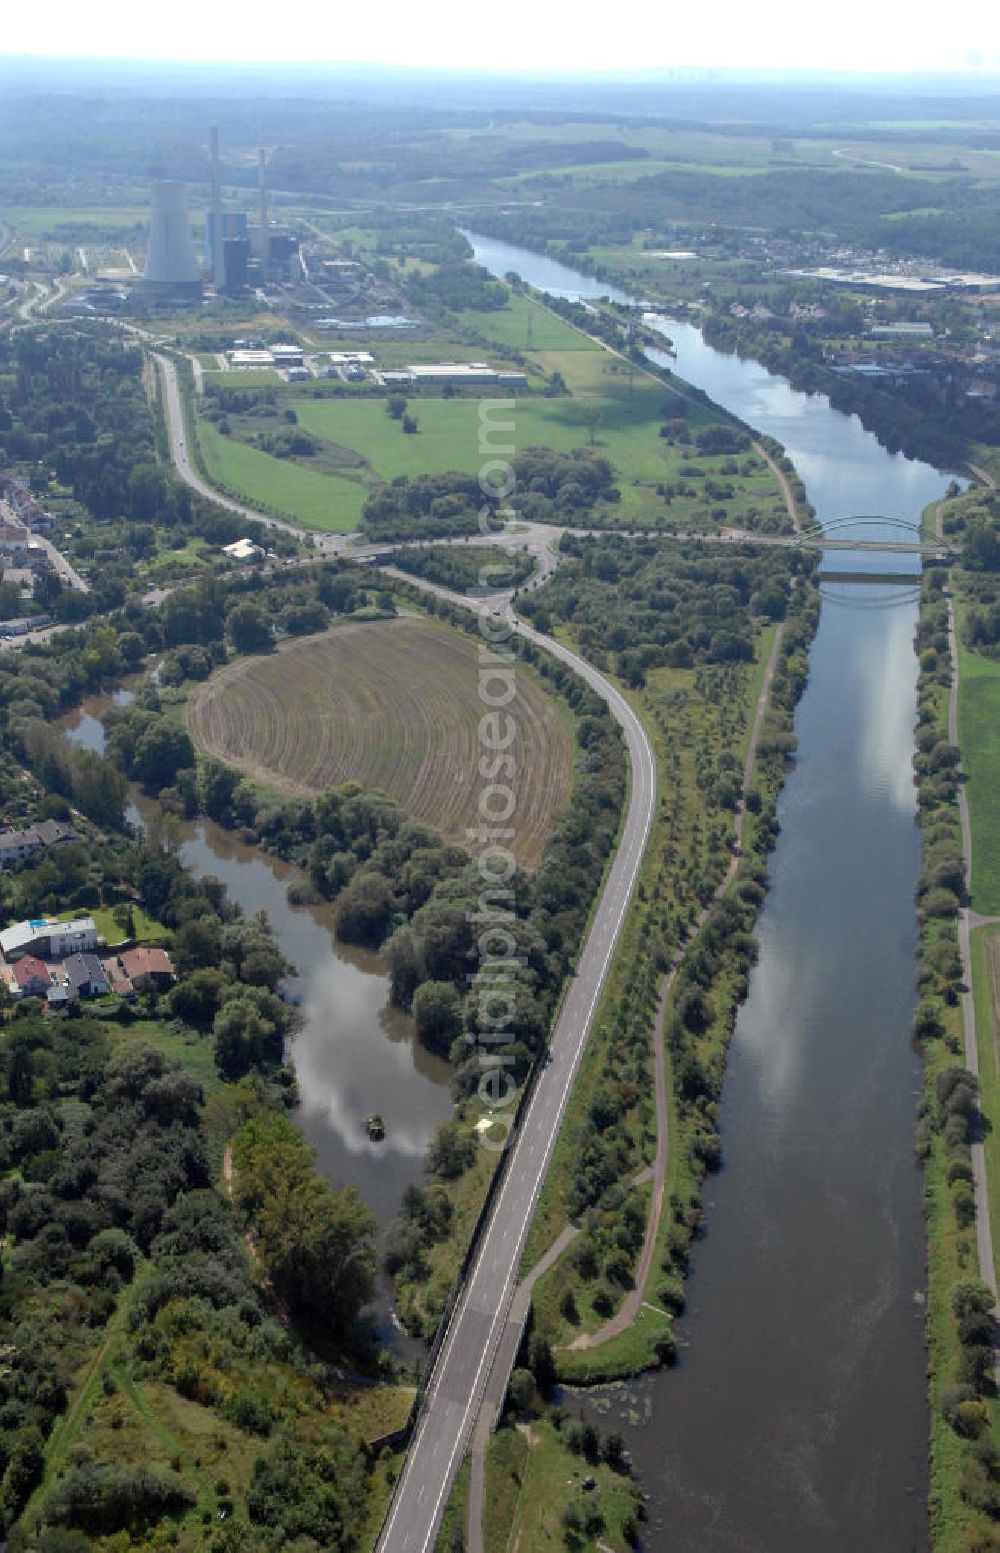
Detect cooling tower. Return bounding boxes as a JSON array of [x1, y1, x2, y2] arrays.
[[210, 128, 225, 287], [144, 181, 201, 290]]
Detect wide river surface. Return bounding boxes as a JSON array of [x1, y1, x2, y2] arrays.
[[467, 231, 950, 1552]]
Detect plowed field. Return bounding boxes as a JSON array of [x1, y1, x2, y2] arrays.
[[187, 617, 573, 867]]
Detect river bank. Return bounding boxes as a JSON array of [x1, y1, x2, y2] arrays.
[[461, 224, 982, 482], [466, 229, 952, 1552], [910, 555, 1000, 1551]]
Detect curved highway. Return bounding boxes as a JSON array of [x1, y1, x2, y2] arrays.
[[158, 354, 655, 1548], [374, 578, 657, 1553], [155, 353, 343, 548]]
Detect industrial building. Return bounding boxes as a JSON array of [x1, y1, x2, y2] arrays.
[[230, 349, 274, 368], [376, 363, 528, 388], [137, 129, 300, 303], [141, 182, 201, 296], [316, 315, 418, 332], [228, 347, 306, 371], [209, 126, 225, 287], [204, 129, 252, 292], [222, 238, 250, 291], [223, 537, 265, 561], [249, 148, 300, 281], [206, 215, 249, 274]]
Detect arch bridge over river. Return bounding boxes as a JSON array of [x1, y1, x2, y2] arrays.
[[793, 514, 955, 556]]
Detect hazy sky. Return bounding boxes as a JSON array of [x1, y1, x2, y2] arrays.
[[3, 0, 1000, 75]]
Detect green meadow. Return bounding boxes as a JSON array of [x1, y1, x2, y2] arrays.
[[957, 624, 1000, 915], [197, 419, 365, 532]]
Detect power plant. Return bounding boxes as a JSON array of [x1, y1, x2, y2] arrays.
[[142, 180, 201, 294], [135, 129, 300, 305], [209, 126, 225, 288], [254, 147, 270, 264]]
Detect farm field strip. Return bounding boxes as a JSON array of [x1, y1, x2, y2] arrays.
[[187, 617, 573, 868]]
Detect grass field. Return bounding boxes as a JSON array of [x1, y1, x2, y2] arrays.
[[957, 625, 1000, 914], [972, 925, 1000, 1294], [197, 419, 365, 532], [294, 381, 785, 527], [484, 1418, 641, 1551], [5, 205, 147, 239], [91, 905, 170, 945], [456, 292, 590, 351], [295, 394, 608, 476], [103, 1018, 223, 1096], [187, 616, 573, 868], [186, 273, 785, 533], [202, 367, 283, 388]]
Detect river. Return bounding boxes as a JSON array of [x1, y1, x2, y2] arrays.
[[467, 230, 948, 1551], [60, 694, 454, 1239]]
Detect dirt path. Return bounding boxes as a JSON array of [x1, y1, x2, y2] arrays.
[[946, 596, 1000, 1383], [831, 147, 906, 174], [753, 441, 801, 533], [567, 622, 784, 1352], [968, 462, 997, 493], [223, 1145, 264, 1277]]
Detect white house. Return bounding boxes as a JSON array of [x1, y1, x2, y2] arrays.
[[0, 915, 97, 961]]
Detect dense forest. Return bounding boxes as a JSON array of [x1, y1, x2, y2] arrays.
[[361, 448, 620, 541], [468, 163, 1000, 273], [0, 329, 286, 622], [0, 593, 422, 1546], [392, 543, 534, 592], [519, 532, 805, 685]]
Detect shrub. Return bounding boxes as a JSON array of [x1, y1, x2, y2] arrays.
[[42, 1460, 195, 1535]]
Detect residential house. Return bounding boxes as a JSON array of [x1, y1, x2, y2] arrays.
[[7, 954, 52, 999], [102, 957, 135, 999], [0, 524, 29, 553], [0, 819, 80, 871], [0, 919, 50, 961], [63, 952, 110, 1000], [44, 917, 98, 958], [0, 915, 96, 962], [118, 946, 175, 989]]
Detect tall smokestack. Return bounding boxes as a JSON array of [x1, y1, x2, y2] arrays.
[[254, 147, 269, 265], [210, 126, 225, 287]]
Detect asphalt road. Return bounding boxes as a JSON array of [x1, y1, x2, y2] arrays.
[[155, 353, 337, 548], [34, 532, 89, 594], [375, 582, 657, 1553], [153, 371, 655, 1547]]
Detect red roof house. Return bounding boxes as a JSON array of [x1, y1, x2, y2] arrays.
[[118, 947, 176, 987], [10, 954, 52, 998]]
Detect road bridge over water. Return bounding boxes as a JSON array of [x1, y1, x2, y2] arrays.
[[791, 515, 955, 558]]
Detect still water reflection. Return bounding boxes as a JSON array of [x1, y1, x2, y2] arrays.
[[61, 700, 453, 1233]]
